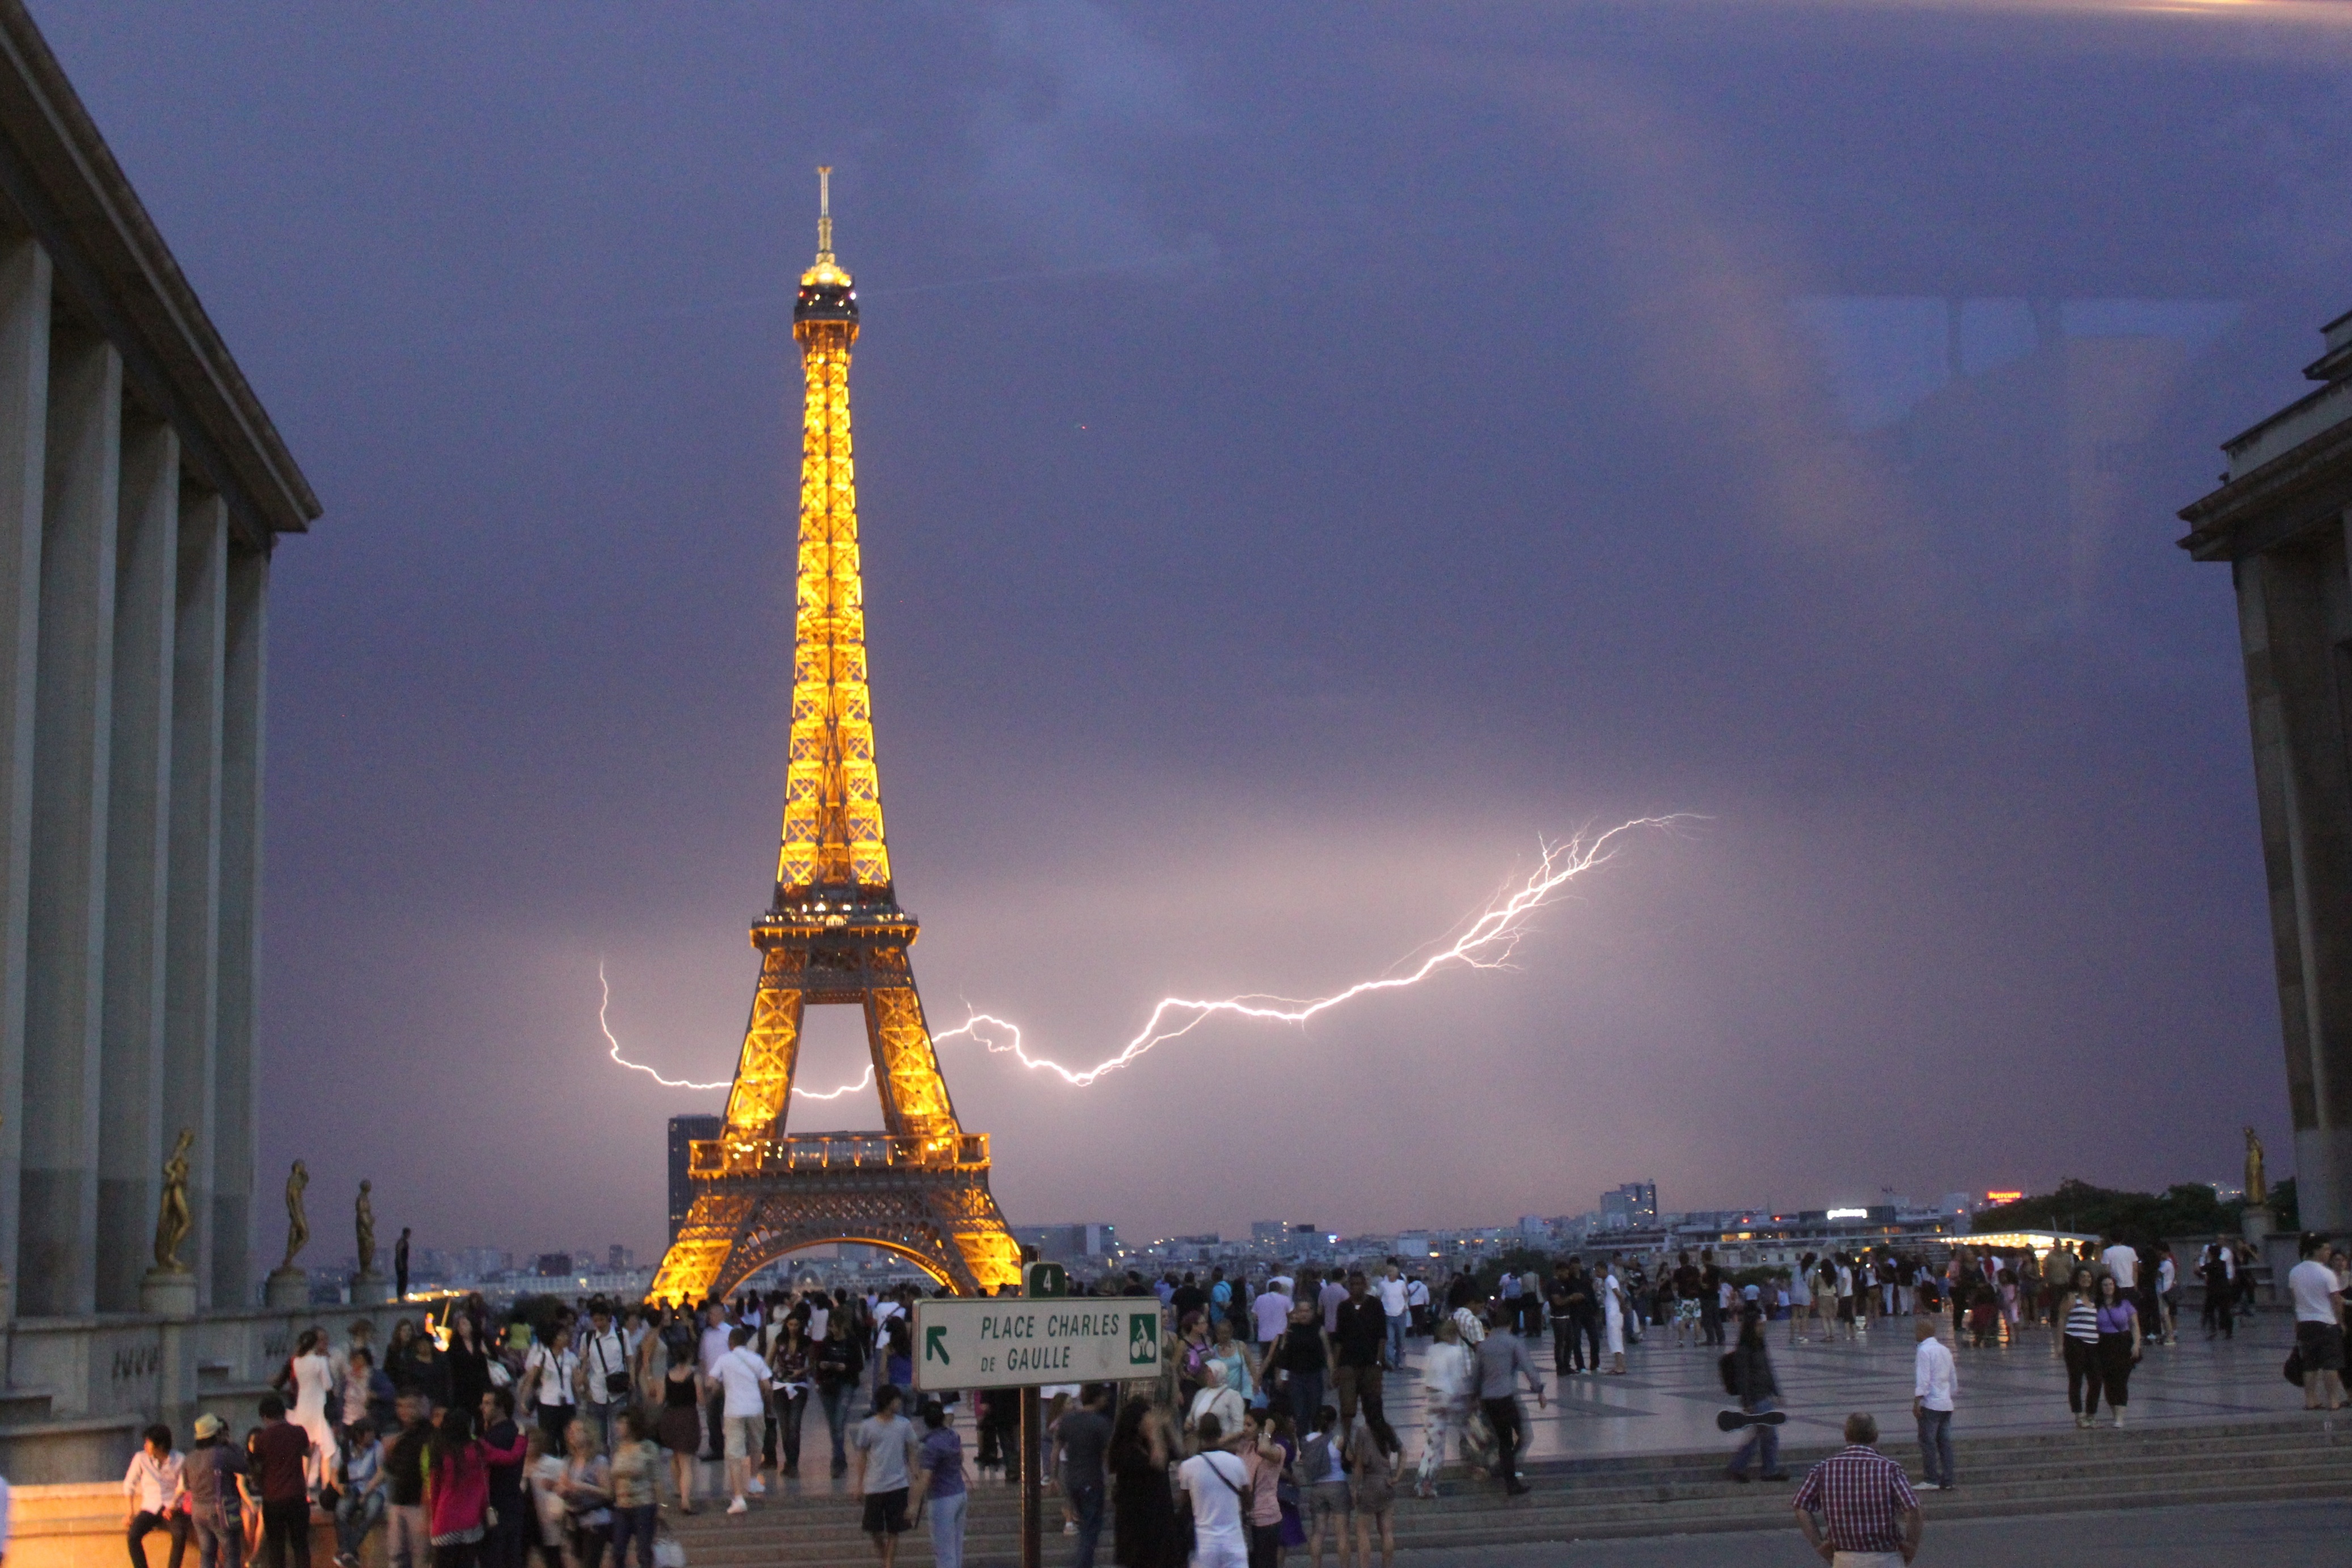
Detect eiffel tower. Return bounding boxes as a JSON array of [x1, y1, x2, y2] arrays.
[[649, 172, 1021, 1304]]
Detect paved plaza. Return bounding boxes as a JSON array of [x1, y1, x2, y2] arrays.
[[1392, 1498, 2352, 1566], [1430, 1308, 2320, 1464]]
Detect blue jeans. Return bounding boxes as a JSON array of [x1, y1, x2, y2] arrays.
[[1067, 1479, 1105, 1568], [334, 1487, 385, 1558], [608, 1503, 658, 1568], [821, 1384, 852, 1466], [1729, 1397, 1780, 1477], [1917, 1407, 1953, 1486], [928, 1490, 968, 1568], [1386, 1313, 1407, 1368], [1287, 1369, 1324, 1435]]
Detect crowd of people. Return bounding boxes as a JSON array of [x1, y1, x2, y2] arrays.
[[96, 1232, 2352, 1568]]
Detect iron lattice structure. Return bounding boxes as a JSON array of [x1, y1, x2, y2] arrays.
[[649, 176, 1021, 1304]]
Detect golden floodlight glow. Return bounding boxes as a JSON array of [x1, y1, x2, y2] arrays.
[[647, 174, 1019, 1308]]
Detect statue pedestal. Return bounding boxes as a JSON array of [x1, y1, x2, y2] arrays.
[[2243, 1205, 2274, 1244], [264, 1267, 310, 1309], [140, 1267, 197, 1317], [351, 1269, 392, 1306]]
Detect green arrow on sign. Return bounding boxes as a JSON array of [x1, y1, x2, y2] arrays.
[[926, 1325, 950, 1366]]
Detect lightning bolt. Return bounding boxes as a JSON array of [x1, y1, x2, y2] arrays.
[[600, 961, 880, 1100], [929, 817, 1688, 1086], [598, 816, 1688, 1094]]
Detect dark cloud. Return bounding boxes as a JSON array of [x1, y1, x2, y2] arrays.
[[27, 0, 2342, 1253]]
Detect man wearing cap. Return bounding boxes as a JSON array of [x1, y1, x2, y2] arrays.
[[181, 1413, 247, 1568]]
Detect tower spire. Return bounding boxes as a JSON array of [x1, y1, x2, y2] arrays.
[[816, 164, 833, 262]]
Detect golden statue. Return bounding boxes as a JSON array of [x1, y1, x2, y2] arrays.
[[2244, 1126, 2267, 1208], [280, 1160, 310, 1270], [151, 1128, 195, 1274], [355, 1179, 377, 1275]]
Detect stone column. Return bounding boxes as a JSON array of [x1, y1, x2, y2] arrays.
[[95, 414, 177, 1312], [0, 236, 49, 1322], [2235, 542, 2352, 1232], [209, 543, 263, 1311], [20, 324, 119, 1317], [164, 489, 223, 1308]]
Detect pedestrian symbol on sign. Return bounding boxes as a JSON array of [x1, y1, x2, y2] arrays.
[[1129, 1313, 1158, 1366]]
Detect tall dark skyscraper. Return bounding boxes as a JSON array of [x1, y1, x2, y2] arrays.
[[668, 1115, 722, 1245]]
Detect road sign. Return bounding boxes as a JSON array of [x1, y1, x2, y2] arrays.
[[911, 1297, 1161, 1390]]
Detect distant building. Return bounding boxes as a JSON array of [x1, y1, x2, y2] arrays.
[[668, 1115, 723, 1244], [534, 1253, 573, 1277], [1602, 1181, 1658, 1231], [1011, 1223, 1117, 1262]]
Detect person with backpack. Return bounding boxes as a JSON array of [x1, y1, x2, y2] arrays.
[[1298, 1406, 1352, 1566], [1345, 1414, 1401, 1568], [1722, 1309, 1787, 1483], [577, 1301, 632, 1454]]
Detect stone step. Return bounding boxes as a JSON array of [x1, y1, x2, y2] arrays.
[[669, 1428, 2352, 1563]]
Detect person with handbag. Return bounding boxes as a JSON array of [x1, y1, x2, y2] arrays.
[[518, 1327, 579, 1455], [577, 1303, 632, 1453], [556, 1420, 613, 1568]]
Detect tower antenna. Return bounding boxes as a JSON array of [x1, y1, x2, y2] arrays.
[[816, 165, 833, 260]]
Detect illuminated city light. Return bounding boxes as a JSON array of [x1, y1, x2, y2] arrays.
[[602, 817, 1690, 1096]]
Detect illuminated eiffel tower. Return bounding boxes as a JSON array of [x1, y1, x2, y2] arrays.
[[649, 172, 1021, 1304]]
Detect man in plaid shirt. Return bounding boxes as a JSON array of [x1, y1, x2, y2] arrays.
[[1792, 1413, 1924, 1565]]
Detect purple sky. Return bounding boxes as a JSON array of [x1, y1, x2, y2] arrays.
[[32, 1, 2352, 1259]]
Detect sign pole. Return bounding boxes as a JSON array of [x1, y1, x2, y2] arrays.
[[1020, 1383, 1042, 1568]]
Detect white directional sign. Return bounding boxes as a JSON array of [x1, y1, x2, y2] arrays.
[[910, 1298, 1162, 1390]]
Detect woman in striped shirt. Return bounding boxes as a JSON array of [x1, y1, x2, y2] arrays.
[[2057, 1267, 2103, 1429]]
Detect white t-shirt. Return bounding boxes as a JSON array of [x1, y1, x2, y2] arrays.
[[2289, 1258, 2343, 1324], [1375, 1277, 1409, 1316], [1405, 1279, 1429, 1309], [2101, 1245, 2138, 1289], [1251, 1291, 1292, 1343], [2157, 1258, 2176, 1294], [579, 1328, 628, 1404], [527, 1345, 579, 1409], [1179, 1451, 1249, 1542], [698, 1325, 733, 1377], [807, 1304, 830, 1342], [873, 1300, 905, 1351], [713, 1346, 773, 1417]]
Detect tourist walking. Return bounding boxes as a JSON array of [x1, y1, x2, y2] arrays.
[[476, 1391, 527, 1568], [1252, 1277, 1293, 1348], [1298, 1406, 1351, 1566], [2057, 1266, 2102, 1429], [2289, 1232, 2347, 1412], [1378, 1265, 1411, 1371], [1722, 1311, 1785, 1484], [250, 1395, 313, 1568], [383, 1392, 431, 1568], [286, 1330, 340, 1495], [2202, 1243, 2236, 1339], [711, 1327, 774, 1513], [1474, 1305, 1546, 1495], [1347, 1414, 1401, 1568], [767, 1315, 813, 1477], [908, 1400, 967, 1568], [606, 1410, 662, 1568], [1601, 1261, 1629, 1373], [1265, 1300, 1329, 1436], [848, 1385, 923, 1568], [1332, 1272, 1389, 1440], [557, 1419, 613, 1566], [1912, 1316, 1956, 1491], [181, 1414, 245, 1568], [1792, 1413, 1925, 1565], [577, 1303, 631, 1453], [421, 1405, 490, 1567], [1108, 1396, 1183, 1568], [1177, 1414, 1252, 1568], [654, 1344, 702, 1511], [520, 1326, 578, 1455], [2092, 1275, 2143, 1426], [1414, 1317, 1476, 1498], [814, 1313, 866, 1477], [1058, 1384, 1113, 1568]]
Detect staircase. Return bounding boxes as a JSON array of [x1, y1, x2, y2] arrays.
[[669, 1415, 2352, 1564]]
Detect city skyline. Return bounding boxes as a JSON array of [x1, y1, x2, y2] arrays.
[[28, 2, 2349, 1262]]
